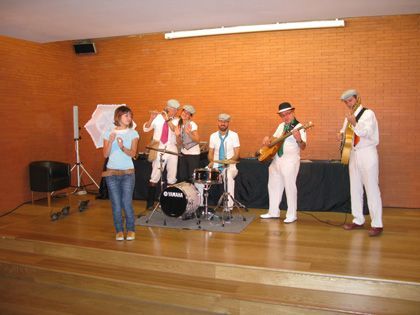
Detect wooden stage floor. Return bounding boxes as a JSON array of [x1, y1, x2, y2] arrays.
[[1, 195, 419, 282], [1, 194, 420, 313]]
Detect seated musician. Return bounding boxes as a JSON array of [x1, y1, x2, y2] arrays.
[[208, 113, 240, 209], [260, 102, 306, 223]]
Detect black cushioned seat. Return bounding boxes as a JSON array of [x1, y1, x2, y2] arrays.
[[29, 161, 71, 206]]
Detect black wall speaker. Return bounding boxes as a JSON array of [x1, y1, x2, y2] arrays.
[[73, 42, 96, 54]]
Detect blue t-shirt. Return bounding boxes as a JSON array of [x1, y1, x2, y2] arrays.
[[103, 128, 139, 170]]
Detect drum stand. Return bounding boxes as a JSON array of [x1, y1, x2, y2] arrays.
[[214, 165, 248, 227], [196, 182, 216, 228], [145, 152, 168, 226]]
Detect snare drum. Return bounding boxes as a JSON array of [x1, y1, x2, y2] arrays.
[[193, 168, 221, 184], [160, 182, 201, 217]]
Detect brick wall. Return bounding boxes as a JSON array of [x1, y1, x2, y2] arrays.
[[0, 37, 76, 213], [0, 14, 419, 214]]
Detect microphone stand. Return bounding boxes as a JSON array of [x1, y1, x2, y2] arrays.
[[145, 152, 167, 225]]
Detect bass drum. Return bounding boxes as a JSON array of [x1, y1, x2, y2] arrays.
[[160, 182, 201, 218]]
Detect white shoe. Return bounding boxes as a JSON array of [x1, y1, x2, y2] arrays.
[[283, 217, 297, 224], [126, 231, 136, 241], [115, 232, 124, 241], [260, 213, 280, 219]]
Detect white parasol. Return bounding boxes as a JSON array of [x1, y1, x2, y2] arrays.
[[84, 104, 137, 149]]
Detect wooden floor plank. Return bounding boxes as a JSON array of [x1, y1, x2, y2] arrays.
[[1, 196, 420, 313], [1, 198, 419, 283], [1, 248, 420, 314], [0, 277, 220, 315]]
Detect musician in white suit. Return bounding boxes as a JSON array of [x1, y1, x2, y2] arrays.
[[260, 102, 307, 223], [339, 89, 383, 237], [143, 99, 180, 210], [208, 113, 240, 209]]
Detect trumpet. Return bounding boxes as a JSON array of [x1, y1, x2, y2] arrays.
[[149, 110, 169, 119]]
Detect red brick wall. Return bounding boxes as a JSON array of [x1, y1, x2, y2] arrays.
[[1, 14, 419, 214], [0, 37, 76, 213]]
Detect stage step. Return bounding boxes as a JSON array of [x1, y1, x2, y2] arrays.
[[0, 238, 419, 314], [1, 237, 419, 302], [0, 276, 215, 315]]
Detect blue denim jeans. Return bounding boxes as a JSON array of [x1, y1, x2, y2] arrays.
[[105, 173, 136, 233]]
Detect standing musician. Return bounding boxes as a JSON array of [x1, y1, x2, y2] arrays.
[[175, 105, 200, 182], [338, 89, 383, 236], [208, 113, 240, 209], [260, 102, 306, 223], [143, 99, 180, 210]]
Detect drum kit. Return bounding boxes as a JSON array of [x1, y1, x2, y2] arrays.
[[145, 146, 247, 228], [211, 160, 248, 227]]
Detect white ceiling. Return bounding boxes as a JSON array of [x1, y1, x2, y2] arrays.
[[1, 0, 419, 43]]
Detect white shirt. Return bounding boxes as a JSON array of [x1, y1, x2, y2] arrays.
[[143, 114, 179, 147], [340, 105, 379, 150], [180, 121, 200, 155], [272, 122, 307, 158], [209, 130, 240, 169]]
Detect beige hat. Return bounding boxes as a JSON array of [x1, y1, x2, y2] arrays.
[[167, 99, 180, 109], [183, 104, 196, 115], [218, 113, 231, 121], [340, 89, 358, 101]]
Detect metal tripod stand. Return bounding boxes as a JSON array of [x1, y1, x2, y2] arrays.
[[145, 152, 167, 225], [196, 182, 217, 228], [71, 137, 99, 194], [214, 163, 248, 227]]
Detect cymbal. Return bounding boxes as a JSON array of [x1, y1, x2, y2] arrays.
[[213, 159, 239, 164], [146, 146, 181, 156]]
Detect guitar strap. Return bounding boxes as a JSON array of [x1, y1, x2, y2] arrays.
[[355, 107, 367, 122], [277, 118, 299, 157], [353, 107, 367, 146]]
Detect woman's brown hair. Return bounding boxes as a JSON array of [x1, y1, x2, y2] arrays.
[[114, 106, 133, 128]]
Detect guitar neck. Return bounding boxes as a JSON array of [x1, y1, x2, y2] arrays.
[[268, 125, 305, 148]]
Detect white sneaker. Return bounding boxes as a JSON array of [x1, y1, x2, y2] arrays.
[[283, 217, 297, 224], [126, 231, 136, 241], [115, 232, 124, 241], [260, 213, 280, 219]]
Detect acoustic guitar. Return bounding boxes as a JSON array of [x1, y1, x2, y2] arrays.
[[340, 124, 353, 165], [340, 102, 364, 165], [256, 122, 314, 163]]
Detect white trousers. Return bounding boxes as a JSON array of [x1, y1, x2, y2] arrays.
[[195, 183, 204, 206], [267, 155, 300, 220], [223, 167, 238, 208], [150, 151, 178, 185], [349, 146, 383, 228]]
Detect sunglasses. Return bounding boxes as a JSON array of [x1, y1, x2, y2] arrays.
[[50, 206, 70, 221], [79, 200, 90, 212]]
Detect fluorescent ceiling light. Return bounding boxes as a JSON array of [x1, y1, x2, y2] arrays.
[[165, 19, 345, 40]]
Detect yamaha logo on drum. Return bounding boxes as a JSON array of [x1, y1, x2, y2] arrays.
[[163, 191, 183, 198]]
